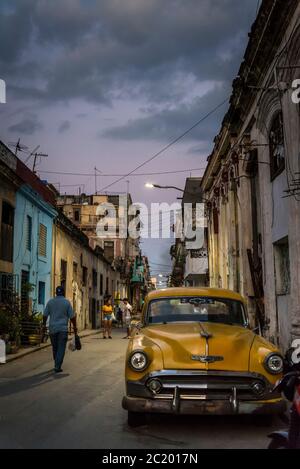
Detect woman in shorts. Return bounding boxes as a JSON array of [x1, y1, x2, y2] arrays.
[[102, 295, 113, 339]]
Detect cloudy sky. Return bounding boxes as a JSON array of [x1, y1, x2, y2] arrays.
[[0, 0, 259, 272]]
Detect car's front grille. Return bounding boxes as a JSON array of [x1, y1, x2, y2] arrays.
[[145, 372, 271, 400]]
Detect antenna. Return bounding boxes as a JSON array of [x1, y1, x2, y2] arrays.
[[95, 167, 102, 194], [7, 138, 28, 156], [24, 145, 40, 164], [33, 152, 48, 173]]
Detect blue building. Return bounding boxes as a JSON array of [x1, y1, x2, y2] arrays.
[[13, 183, 57, 314]]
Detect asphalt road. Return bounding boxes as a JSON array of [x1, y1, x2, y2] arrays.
[[0, 329, 283, 449]]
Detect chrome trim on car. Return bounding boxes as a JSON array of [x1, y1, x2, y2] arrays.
[[126, 369, 277, 402], [172, 386, 180, 412], [145, 369, 273, 389], [191, 355, 224, 363], [122, 395, 287, 416], [230, 387, 238, 413]]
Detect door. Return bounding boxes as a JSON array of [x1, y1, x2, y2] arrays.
[[21, 270, 30, 315], [92, 298, 97, 329]]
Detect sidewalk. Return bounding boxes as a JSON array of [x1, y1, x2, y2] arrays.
[[4, 329, 101, 364]]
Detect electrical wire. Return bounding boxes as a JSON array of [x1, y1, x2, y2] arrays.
[[98, 98, 229, 193], [39, 167, 207, 177]]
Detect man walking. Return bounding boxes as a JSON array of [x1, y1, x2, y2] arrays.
[[121, 298, 133, 339], [43, 286, 77, 373]]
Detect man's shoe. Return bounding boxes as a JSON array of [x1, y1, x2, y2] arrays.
[[54, 368, 63, 373], [108, 336, 112, 339]]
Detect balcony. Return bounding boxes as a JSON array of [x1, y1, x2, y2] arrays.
[[130, 258, 145, 285]]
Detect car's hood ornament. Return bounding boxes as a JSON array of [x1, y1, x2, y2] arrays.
[[191, 354, 224, 363]]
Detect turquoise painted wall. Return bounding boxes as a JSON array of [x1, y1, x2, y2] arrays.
[[13, 184, 57, 314]]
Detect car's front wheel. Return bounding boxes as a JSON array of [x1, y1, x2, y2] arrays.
[[128, 411, 147, 427]]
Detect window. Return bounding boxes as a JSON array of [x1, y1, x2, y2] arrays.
[[38, 224, 47, 257], [213, 208, 219, 235], [106, 276, 109, 294], [147, 297, 246, 326], [73, 262, 78, 281], [82, 266, 88, 286], [73, 209, 80, 222], [38, 281, 45, 305], [60, 259, 67, 292], [0, 201, 14, 262], [100, 273, 103, 295], [269, 112, 285, 180], [274, 237, 290, 295], [104, 241, 114, 263], [26, 215, 32, 251], [92, 269, 97, 288]]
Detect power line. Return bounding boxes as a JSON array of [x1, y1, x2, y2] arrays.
[[98, 97, 229, 193], [38, 167, 206, 177]]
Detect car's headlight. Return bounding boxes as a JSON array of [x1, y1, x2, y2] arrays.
[[129, 351, 149, 372], [264, 353, 284, 375]]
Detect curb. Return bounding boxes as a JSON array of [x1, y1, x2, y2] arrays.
[[4, 330, 101, 363]]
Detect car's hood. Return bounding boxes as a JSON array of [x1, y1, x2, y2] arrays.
[[143, 322, 256, 371]]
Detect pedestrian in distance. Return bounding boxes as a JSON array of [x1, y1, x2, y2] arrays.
[[122, 298, 133, 339], [116, 303, 123, 328], [43, 286, 77, 373], [102, 295, 113, 339]]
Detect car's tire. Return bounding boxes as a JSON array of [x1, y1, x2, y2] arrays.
[[128, 411, 147, 427], [267, 439, 286, 449], [253, 415, 274, 427]]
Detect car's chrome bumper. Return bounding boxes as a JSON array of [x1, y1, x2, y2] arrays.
[[123, 370, 286, 415], [122, 394, 286, 415]]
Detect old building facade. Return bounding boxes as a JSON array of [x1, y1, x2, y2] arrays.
[[170, 178, 208, 287], [52, 212, 120, 331], [56, 192, 146, 307], [0, 143, 22, 304], [201, 0, 300, 351]]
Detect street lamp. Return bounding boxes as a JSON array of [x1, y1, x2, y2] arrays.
[[145, 183, 185, 193], [145, 182, 209, 203]]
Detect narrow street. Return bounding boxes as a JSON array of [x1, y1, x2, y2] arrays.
[[0, 330, 282, 449]]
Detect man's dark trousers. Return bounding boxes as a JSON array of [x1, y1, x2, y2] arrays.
[[50, 331, 68, 370]]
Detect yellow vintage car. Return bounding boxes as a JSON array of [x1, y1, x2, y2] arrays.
[[122, 287, 286, 426]]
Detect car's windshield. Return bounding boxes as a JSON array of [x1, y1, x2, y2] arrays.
[[147, 296, 246, 326]]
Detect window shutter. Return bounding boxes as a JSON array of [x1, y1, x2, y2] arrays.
[[38, 224, 47, 257], [26, 216, 32, 251]]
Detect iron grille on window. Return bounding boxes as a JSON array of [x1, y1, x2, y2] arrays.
[[38, 224, 47, 257], [269, 112, 285, 180]]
